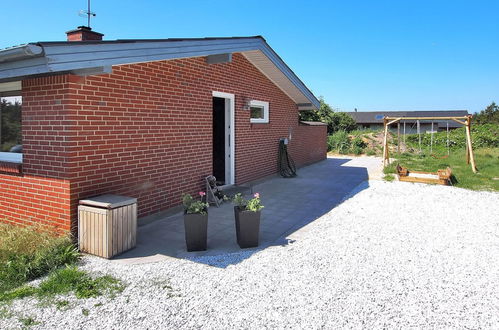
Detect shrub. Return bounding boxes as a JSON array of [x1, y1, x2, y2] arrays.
[[405, 123, 499, 150], [299, 98, 357, 133], [327, 132, 368, 154], [0, 223, 79, 293], [329, 112, 357, 133], [327, 131, 351, 153], [351, 136, 367, 155]]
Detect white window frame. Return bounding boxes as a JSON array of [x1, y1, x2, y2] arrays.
[[249, 100, 269, 124]]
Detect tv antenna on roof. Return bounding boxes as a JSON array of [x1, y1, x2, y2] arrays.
[[78, 0, 96, 28]]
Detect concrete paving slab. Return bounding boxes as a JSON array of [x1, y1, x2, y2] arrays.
[[112, 156, 381, 265]]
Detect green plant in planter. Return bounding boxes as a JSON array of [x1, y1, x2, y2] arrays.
[[182, 192, 209, 214], [233, 193, 264, 211]]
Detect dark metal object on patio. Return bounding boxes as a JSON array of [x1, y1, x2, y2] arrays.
[[205, 175, 224, 207], [278, 138, 297, 178]]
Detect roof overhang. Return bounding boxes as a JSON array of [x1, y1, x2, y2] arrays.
[[0, 81, 21, 97], [0, 37, 319, 109]]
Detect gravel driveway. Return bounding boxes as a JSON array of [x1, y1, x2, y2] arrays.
[[2, 181, 499, 329]]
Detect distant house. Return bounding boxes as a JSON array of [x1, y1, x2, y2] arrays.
[[0, 26, 326, 232], [346, 110, 469, 134]]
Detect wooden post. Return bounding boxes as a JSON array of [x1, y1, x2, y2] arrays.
[[465, 116, 477, 173], [446, 122, 450, 156], [382, 117, 389, 166], [417, 120, 421, 153], [403, 121, 406, 146], [397, 122, 400, 155], [430, 122, 434, 153], [465, 137, 470, 164]]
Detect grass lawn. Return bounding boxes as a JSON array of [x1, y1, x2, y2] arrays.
[[385, 147, 499, 191], [0, 223, 123, 309], [0, 223, 79, 294]]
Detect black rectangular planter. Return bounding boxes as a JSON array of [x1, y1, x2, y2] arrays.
[[234, 206, 261, 248], [183, 211, 208, 252]]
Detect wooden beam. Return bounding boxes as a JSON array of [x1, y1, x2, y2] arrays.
[[386, 118, 402, 126], [417, 120, 421, 153], [385, 116, 469, 121], [465, 116, 477, 173], [398, 175, 450, 186], [403, 121, 406, 146], [397, 122, 401, 154], [450, 118, 467, 126]]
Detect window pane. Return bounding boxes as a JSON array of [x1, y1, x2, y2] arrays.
[[250, 106, 264, 119], [0, 97, 22, 152]]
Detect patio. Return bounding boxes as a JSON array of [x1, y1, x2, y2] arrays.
[[114, 156, 380, 265]]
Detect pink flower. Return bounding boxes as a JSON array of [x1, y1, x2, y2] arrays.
[[254, 193, 260, 198], [199, 191, 206, 196]]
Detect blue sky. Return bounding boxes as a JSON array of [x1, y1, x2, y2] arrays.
[[1, 0, 497, 113]]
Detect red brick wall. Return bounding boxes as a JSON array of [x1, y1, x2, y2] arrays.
[[291, 124, 328, 167], [0, 76, 72, 231], [0, 175, 71, 231], [0, 53, 326, 231]]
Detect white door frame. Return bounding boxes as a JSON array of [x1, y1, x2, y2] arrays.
[[212, 91, 235, 185]]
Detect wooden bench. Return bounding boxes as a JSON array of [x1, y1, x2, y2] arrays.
[[396, 165, 452, 186]]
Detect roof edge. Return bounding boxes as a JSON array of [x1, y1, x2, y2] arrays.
[[258, 41, 320, 109], [0, 36, 319, 108], [0, 44, 44, 63]]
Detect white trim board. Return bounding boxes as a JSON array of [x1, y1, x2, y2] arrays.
[[212, 91, 235, 185], [0, 81, 21, 93]]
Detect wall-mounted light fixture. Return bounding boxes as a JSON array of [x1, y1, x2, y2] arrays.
[[242, 96, 251, 110]]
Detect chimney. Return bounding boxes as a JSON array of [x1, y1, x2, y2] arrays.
[[66, 26, 104, 41]]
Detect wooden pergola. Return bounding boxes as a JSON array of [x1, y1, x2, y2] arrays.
[[382, 115, 477, 173]]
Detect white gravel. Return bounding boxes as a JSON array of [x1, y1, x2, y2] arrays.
[[2, 181, 499, 329]]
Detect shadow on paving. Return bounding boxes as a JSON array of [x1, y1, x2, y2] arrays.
[[113, 158, 369, 268]]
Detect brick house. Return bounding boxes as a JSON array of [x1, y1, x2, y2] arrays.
[[0, 27, 326, 232]]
